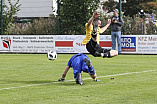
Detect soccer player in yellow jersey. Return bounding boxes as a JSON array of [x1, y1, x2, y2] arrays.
[[82, 12, 118, 58]]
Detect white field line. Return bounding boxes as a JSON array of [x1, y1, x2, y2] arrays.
[[0, 69, 156, 91]]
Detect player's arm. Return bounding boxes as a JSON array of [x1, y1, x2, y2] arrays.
[[114, 21, 123, 26], [87, 65, 100, 81], [100, 19, 111, 34], [89, 73, 100, 81], [89, 73, 97, 80], [58, 66, 70, 81], [114, 17, 123, 26], [87, 12, 100, 28], [62, 66, 70, 79]]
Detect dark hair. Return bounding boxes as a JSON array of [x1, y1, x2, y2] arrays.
[[93, 17, 100, 22]]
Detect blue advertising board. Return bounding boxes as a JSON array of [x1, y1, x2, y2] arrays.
[[121, 37, 136, 52]]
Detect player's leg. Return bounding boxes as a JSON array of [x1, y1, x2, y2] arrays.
[[111, 31, 116, 50], [95, 44, 110, 58], [93, 44, 110, 58], [116, 31, 122, 54], [74, 69, 83, 85], [86, 37, 107, 57], [84, 58, 91, 67], [101, 50, 118, 58], [72, 57, 83, 85], [109, 50, 118, 57], [86, 39, 118, 58], [76, 73, 83, 85], [94, 49, 118, 58], [86, 41, 110, 58], [96, 44, 118, 58], [86, 40, 97, 57]]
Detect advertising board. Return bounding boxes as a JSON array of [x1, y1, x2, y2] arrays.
[[0, 35, 55, 53], [0, 35, 157, 54], [137, 35, 157, 54], [55, 35, 112, 53]]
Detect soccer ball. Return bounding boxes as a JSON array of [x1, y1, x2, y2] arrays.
[[47, 50, 57, 61]]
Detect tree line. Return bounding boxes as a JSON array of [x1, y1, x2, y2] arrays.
[[1, 0, 157, 35]]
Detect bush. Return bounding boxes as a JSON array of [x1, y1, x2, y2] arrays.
[[8, 17, 57, 35], [8, 14, 157, 35], [101, 15, 157, 35], [122, 15, 157, 35]]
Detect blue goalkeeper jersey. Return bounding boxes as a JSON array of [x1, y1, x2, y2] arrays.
[[67, 53, 95, 78]]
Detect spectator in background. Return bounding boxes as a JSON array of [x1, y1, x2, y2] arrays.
[[111, 9, 123, 54]]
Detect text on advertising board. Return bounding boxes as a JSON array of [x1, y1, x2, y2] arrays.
[[121, 37, 136, 52]]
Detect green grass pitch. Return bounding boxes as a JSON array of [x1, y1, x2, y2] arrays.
[[0, 54, 157, 104]]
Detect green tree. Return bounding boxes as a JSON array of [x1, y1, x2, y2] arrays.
[[122, 0, 154, 17], [0, 0, 21, 34], [59, 0, 100, 35], [102, 0, 155, 17], [102, 0, 118, 13], [140, 1, 157, 16]]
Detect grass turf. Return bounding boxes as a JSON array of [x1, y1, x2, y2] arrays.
[[0, 54, 157, 104]]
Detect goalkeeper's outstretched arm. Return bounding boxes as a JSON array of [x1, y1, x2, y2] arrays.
[[58, 66, 70, 81], [62, 66, 70, 79]]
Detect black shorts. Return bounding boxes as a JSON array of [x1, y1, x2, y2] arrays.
[[86, 39, 110, 56]]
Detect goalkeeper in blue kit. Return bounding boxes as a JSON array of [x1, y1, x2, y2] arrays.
[[58, 53, 99, 85]]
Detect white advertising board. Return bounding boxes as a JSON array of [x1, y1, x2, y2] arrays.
[[55, 35, 112, 53], [137, 35, 157, 54], [0, 35, 55, 53], [55, 35, 157, 54], [0, 35, 157, 54], [55, 35, 87, 53]]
